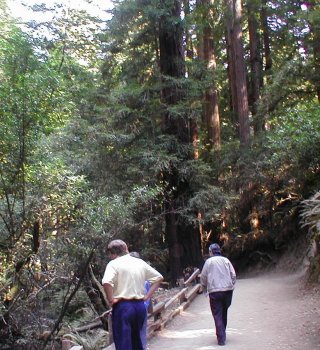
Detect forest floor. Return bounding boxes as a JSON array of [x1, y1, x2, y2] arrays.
[[147, 270, 320, 350]]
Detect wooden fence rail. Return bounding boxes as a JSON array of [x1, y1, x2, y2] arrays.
[[147, 268, 202, 338], [62, 268, 202, 350], [107, 268, 202, 346]]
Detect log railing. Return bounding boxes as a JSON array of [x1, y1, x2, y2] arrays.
[[147, 268, 202, 338], [63, 268, 202, 349]]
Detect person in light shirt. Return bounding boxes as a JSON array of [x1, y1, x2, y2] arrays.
[[200, 243, 236, 346], [102, 240, 163, 350]]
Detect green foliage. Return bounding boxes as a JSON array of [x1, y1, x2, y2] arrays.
[[256, 58, 316, 122], [0, 20, 101, 347], [78, 184, 163, 243], [1, 0, 320, 344], [0, 26, 72, 256], [266, 102, 320, 172], [188, 186, 228, 223]]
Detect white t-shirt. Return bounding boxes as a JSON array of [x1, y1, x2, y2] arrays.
[[102, 254, 163, 299]]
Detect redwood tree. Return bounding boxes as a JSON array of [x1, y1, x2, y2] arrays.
[[224, 0, 250, 146], [198, 0, 221, 150], [247, 0, 264, 133], [159, 0, 202, 282]]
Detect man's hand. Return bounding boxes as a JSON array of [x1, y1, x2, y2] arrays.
[[108, 297, 121, 306]]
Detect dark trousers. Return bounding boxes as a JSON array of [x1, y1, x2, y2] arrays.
[[209, 290, 233, 344], [112, 300, 146, 350]]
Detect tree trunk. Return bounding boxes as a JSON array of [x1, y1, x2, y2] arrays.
[[307, 0, 320, 102], [247, 0, 264, 133], [200, 0, 221, 150], [159, 0, 186, 283], [83, 266, 109, 329], [205, 89, 221, 150], [261, 0, 272, 72], [225, 19, 238, 121], [233, 0, 250, 146], [225, 0, 250, 146], [165, 202, 182, 282], [183, 0, 194, 60], [179, 222, 202, 269]]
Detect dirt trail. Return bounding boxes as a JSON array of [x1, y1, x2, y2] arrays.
[[148, 272, 320, 350]]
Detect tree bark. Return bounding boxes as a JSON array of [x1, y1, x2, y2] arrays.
[[159, 0, 186, 282], [225, 18, 238, 121], [200, 0, 221, 150], [183, 0, 194, 60], [165, 202, 182, 282], [225, 0, 250, 146], [247, 0, 264, 133], [307, 0, 320, 102], [261, 0, 272, 72], [233, 0, 250, 146]]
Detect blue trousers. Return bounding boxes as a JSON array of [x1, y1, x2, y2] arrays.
[[209, 290, 233, 344], [141, 312, 147, 350], [112, 300, 146, 350]]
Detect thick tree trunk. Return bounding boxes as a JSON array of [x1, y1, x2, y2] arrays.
[[179, 222, 202, 269], [225, 25, 238, 121], [205, 89, 221, 149], [225, 0, 250, 146], [233, 0, 250, 146], [201, 4, 221, 150], [159, 0, 189, 283], [159, 1, 187, 141], [165, 203, 182, 282], [159, 0, 184, 79], [247, 0, 264, 133]]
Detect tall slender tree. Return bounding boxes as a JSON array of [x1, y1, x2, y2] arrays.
[[307, 0, 320, 102], [261, 0, 272, 73]]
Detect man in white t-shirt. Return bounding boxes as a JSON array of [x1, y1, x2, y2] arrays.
[[200, 243, 236, 346], [102, 239, 163, 350]]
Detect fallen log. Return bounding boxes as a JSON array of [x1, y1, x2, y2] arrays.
[[74, 320, 103, 333]]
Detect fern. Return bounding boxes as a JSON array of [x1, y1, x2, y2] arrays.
[[300, 192, 320, 235], [64, 329, 109, 350]]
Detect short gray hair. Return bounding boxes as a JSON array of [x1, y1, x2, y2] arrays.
[[209, 243, 221, 254], [107, 239, 128, 256]]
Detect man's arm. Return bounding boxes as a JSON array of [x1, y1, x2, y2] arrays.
[[229, 262, 236, 285], [143, 278, 163, 301], [200, 262, 208, 287], [103, 283, 115, 306]]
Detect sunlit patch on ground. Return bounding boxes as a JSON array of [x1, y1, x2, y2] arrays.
[[160, 327, 213, 339]]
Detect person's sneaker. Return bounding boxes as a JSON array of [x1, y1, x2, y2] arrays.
[[218, 341, 225, 346]]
